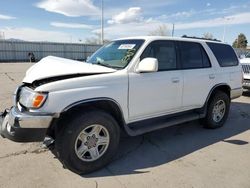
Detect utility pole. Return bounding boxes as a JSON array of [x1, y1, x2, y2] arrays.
[[222, 24, 226, 42], [172, 23, 175, 37], [222, 17, 232, 42], [101, 0, 104, 45]]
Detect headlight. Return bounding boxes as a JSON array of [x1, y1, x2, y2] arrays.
[[19, 87, 48, 109]]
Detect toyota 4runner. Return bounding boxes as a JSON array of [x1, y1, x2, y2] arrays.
[[0, 36, 243, 174]]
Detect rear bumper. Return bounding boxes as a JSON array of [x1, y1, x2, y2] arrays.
[[0, 107, 54, 142]]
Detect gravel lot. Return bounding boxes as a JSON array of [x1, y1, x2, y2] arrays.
[[0, 63, 250, 188]]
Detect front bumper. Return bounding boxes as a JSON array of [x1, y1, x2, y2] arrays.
[[0, 107, 54, 142]]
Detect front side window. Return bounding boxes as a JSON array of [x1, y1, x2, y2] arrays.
[[207, 42, 239, 67], [141, 41, 177, 71], [87, 39, 144, 69]]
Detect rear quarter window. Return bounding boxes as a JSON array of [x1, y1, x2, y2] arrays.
[[207, 42, 239, 67]]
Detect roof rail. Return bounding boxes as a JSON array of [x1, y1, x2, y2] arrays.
[[181, 35, 221, 42]]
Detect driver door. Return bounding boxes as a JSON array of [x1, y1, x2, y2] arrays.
[[128, 40, 183, 122]]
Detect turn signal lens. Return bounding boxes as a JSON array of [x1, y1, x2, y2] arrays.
[[32, 95, 45, 108]]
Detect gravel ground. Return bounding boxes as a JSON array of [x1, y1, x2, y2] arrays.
[[0, 63, 250, 188]]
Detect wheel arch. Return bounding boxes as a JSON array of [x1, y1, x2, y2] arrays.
[[206, 84, 231, 102], [47, 98, 127, 138], [201, 83, 231, 116]]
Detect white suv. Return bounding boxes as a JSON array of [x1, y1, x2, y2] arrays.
[[0, 36, 243, 174]]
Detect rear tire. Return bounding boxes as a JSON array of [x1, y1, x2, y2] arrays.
[[202, 91, 230, 129], [55, 110, 120, 174]]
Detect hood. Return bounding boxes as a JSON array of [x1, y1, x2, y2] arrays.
[[23, 56, 116, 83]]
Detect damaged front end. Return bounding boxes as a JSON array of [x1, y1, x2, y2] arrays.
[[0, 56, 117, 143], [0, 85, 55, 142], [0, 108, 48, 142]]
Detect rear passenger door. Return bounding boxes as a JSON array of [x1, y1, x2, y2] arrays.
[[179, 41, 215, 109]]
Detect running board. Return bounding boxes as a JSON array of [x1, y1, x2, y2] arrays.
[[124, 112, 201, 136]]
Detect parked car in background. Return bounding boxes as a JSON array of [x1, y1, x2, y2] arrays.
[[240, 53, 250, 90], [1, 36, 243, 174]]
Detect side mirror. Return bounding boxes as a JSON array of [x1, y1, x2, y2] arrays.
[[136, 58, 158, 73]]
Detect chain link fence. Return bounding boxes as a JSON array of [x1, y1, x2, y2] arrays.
[[234, 48, 250, 58], [0, 41, 102, 62]]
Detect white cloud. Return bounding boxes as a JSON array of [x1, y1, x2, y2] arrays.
[[93, 12, 250, 40], [50, 22, 93, 29], [108, 7, 143, 24], [158, 10, 195, 20], [176, 12, 250, 30], [208, 4, 250, 16], [0, 14, 16, 20], [36, 0, 100, 17], [134, 0, 177, 9], [206, 3, 211, 7], [1, 27, 72, 42], [94, 20, 170, 39]]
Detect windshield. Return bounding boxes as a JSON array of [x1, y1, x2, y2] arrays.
[[87, 39, 144, 69], [246, 53, 250, 58]]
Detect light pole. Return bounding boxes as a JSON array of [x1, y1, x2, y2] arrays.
[[101, 0, 104, 45], [222, 17, 232, 42], [172, 23, 175, 37]]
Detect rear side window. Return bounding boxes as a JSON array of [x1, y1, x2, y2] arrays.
[[207, 43, 239, 67], [179, 41, 211, 69]]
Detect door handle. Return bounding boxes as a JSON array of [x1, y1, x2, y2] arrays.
[[172, 77, 180, 83], [209, 74, 215, 79]]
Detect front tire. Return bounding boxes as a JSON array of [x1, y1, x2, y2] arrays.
[[203, 91, 230, 129], [55, 110, 120, 174]]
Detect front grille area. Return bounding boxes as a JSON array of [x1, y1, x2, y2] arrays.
[[242, 64, 250, 74]]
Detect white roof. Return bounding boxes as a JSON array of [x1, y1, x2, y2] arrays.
[[115, 36, 224, 44]]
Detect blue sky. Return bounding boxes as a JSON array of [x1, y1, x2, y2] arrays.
[[0, 0, 249, 44]]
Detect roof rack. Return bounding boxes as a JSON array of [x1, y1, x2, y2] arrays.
[[181, 35, 221, 42]]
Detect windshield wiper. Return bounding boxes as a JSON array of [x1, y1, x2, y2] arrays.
[[95, 62, 122, 69]]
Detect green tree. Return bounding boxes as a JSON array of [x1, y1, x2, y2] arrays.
[[232, 33, 248, 48]]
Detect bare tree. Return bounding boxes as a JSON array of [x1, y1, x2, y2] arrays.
[[203, 32, 214, 40], [84, 33, 101, 45], [85, 33, 110, 45], [148, 24, 170, 36]]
